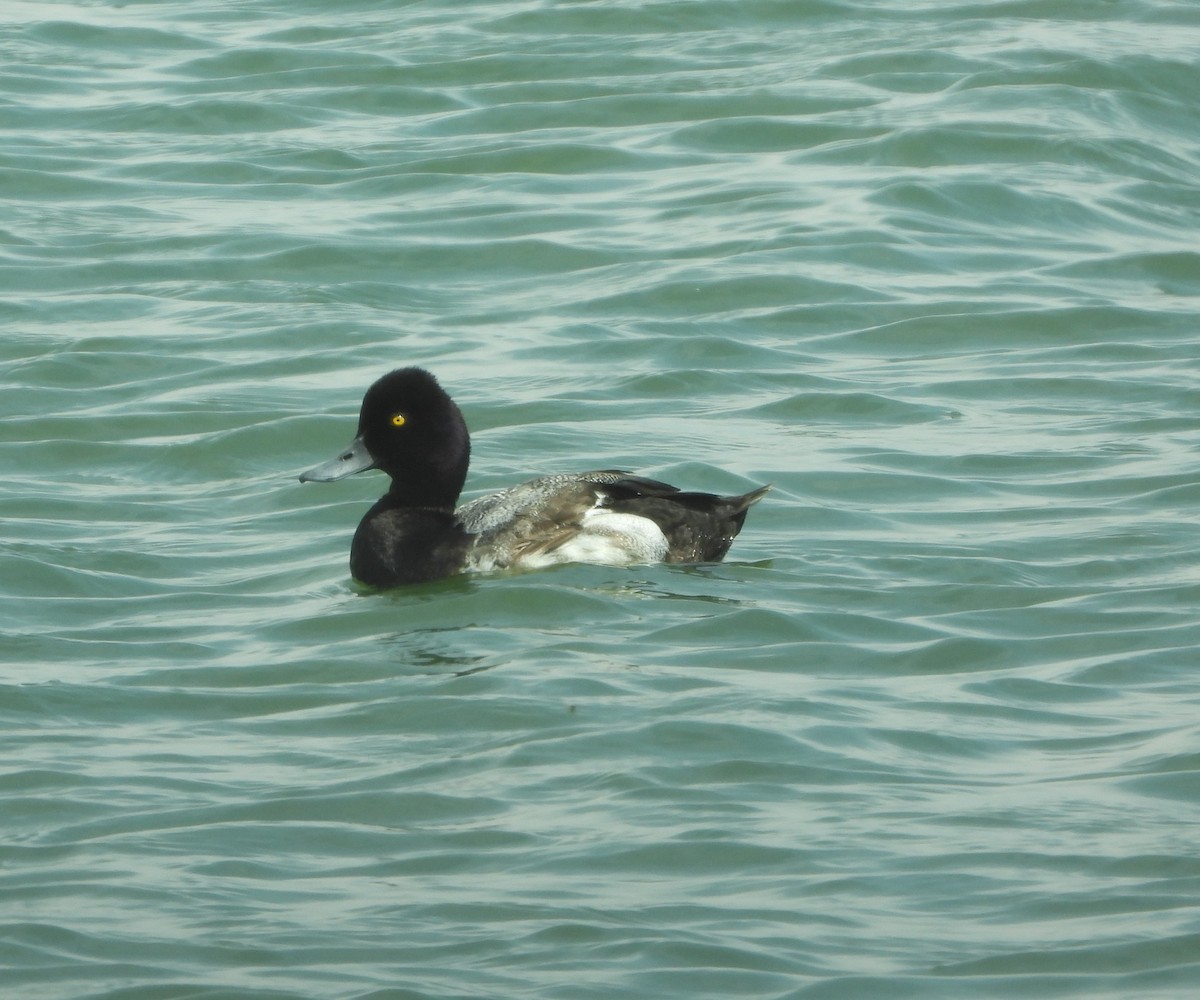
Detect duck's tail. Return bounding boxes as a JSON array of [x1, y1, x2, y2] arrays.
[[728, 483, 772, 511]]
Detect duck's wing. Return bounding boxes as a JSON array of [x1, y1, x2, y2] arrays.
[[455, 471, 671, 533], [456, 472, 767, 571]]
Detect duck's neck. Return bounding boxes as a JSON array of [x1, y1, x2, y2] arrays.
[[381, 451, 468, 512]]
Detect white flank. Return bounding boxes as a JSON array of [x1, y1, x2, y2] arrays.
[[520, 508, 669, 569]]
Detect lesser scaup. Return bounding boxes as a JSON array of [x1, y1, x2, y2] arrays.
[[300, 367, 770, 587]]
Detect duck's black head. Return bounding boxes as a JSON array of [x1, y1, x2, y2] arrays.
[[300, 367, 470, 510]]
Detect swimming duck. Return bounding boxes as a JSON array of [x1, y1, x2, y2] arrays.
[[300, 367, 769, 587]]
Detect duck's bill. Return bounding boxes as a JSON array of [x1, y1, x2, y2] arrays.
[[299, 435, 375, 483]]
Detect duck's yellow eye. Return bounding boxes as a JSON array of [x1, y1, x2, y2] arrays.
[[391, 413, 407, 427]]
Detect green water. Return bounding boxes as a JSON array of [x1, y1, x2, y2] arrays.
[[4, 1, 1200, 998]]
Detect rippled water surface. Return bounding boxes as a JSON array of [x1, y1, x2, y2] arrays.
[[4, 1, 1200, 997]]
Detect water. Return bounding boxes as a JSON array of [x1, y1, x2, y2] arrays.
[[4, 1, 1200, 997]]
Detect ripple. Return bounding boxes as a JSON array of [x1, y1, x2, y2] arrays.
[[5, 1, 1200, 998]]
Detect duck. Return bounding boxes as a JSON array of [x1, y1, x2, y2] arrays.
[[299, 367, 770, 587]]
